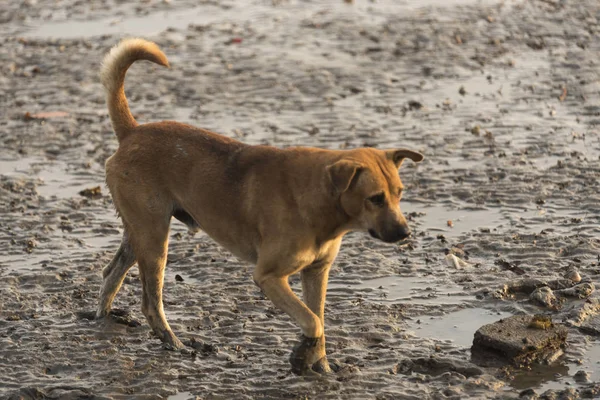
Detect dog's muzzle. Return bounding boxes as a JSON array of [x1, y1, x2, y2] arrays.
[[368, 229, 381, 240], [370, 226, 411, 243]]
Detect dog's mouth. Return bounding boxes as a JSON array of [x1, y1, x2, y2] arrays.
[[369, 228, 412, 243], [368, 229, 380, 240]]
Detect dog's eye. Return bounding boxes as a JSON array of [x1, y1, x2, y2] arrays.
[[368, 193, 386, 206]]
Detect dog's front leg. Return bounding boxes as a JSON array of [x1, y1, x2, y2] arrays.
[[298, 260, 333, 373], [253, 267, 323, 374]]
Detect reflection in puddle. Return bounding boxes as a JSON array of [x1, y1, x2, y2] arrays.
[[0, 157, 101, 199], [167, 392, 193, 400], [1, 157, 120, 253], [403, 202, 506, 238], [402, 202, 594, 239], [409, 307, 600, 390], [410, 308, 511, 347], [513, 340, 600, 392]]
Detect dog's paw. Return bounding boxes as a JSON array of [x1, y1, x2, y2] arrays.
[[108, 309, 142, 327], [158, 330, 186, 351], [311, 356, 332, 374], [290, 335, 333, 375]]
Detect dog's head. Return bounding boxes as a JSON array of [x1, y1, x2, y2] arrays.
[[327, 148, 423, 243]]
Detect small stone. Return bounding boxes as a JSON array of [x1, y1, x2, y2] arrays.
[[79, 186, 102, 199], [175, 274, 184, 282], [556, 282, 594, 299], [530, 286, 559, 310], [408, 100, 423, 110], [519, 388, 536, 398], [445, 253, 470, 269], [565, 269, 582, 283], [573, 370, 590, 382]]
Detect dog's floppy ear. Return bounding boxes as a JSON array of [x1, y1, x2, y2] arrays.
[[386, 149, 424, 168], [327, 160, 363, 193]]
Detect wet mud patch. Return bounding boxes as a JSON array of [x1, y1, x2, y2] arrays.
[[2, 0, 600, 398]]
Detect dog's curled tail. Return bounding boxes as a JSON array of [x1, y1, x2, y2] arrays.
[[100, 38, 169, 142]]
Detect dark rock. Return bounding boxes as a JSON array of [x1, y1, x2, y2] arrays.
[[519, 388, 537, 399], [546, 278, 579, 290], [564, 298, 600, 334], [506, 279, 546, 294], [579, 314, 600, 336], [472, 315, 567, 366], [555, 282, 594, 299], [573, 369, 590, 383], [530, 287, 560, 310]]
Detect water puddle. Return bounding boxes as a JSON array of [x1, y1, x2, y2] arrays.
[[328, 275, 475, 305], [510, 340, 600, 391], [22, 0, 509, 39], [0, 157, 102, 200], [409, 307, 600, 390], [22, 4, 234, 39], [403, 202, 506, 238], [1, 156, 120, 253], [410, 307, 512, 347], [167, 392, 194, 400]]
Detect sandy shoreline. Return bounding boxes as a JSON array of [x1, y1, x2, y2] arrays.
[[1, 0, 600, 398]]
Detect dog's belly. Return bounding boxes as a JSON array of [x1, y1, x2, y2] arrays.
[[173, 206, 258, 264], [201, 227, 259, 265]]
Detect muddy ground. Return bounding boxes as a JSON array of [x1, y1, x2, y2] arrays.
[[1, 0, 600, 398]]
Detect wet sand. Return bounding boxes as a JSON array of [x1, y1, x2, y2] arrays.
[[1, 0, 600, 398]]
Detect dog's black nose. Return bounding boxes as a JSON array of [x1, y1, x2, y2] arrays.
[[379, 226, 411, 243], [396, 226, 411, 241]]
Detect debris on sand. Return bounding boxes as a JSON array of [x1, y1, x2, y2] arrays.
[[498, 277, 593, 307], [407, 100, 423, 110], [78, 186, 102, 199], [564, 298, 600, 332], [495, 258, 526, 275], [530, 286, 561, 310], [555, 282, 595, 299], [564, 268, 582, 283], [579, 315, 600, 336], [565, 299, 600, 336], [558, 86, 567, 102], [505, 278, 546, 294], [23, 111, 69, 121], [445, 253, 470, 269], [470, 125, 481, 135], [472, 315, 568, 366]]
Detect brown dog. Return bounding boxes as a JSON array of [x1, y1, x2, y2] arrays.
[[96, 38, 423, 374]]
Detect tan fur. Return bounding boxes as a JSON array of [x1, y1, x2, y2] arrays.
[[100, 38, 169, 141], [96, 38, 424, 373]]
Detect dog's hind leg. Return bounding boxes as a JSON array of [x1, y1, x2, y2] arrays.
[[129, 218, 185, 350], [96, 232, 137, 318]]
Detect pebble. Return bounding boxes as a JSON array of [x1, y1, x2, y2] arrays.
[[573, 370, 590, 382], [564, 268, 582, 283]]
